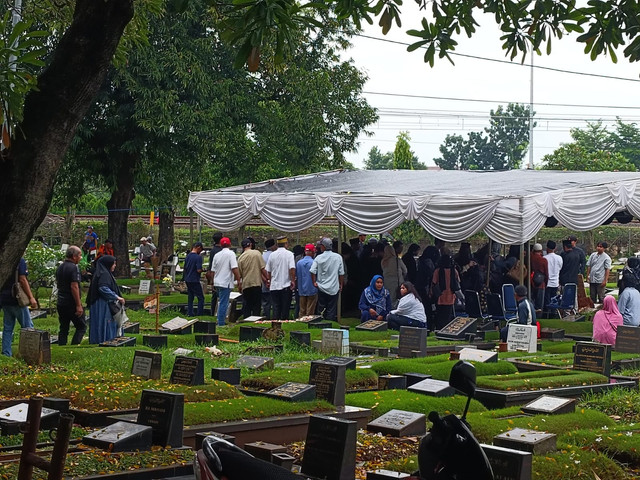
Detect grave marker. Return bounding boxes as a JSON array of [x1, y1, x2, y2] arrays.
[[235, 355, 274, 371], [137, 389, 184, 447], [172, 348, 194, 356], [378, 375, 406, 390], [161, 317, 197, 334], [265, 382, 316, 402], [398, 326, 427, 358], [366, 409, 426, 437], [142, 335, 167, 349], [0, 403, 59, 435], [211, 367, 241, 385], [131, 350, 162, 380], [138, 280, 152, 295], [615, 325, 640, 353], [407, 378, 455, 397], [122, 322, 140, 334], [457, 347, 498, 363], [404, 373, 432, 387], [322, 328, 350, 355], [83, 421, 152, 452], [301, 415, 357, 480], [290, 331, 311, 347], [482, 444, 532, 480], [356, 320, 388, 332], [169, 356, 205, 385], [521, 395, 576, 416], [240, 315, 265, 323], [323, 356, 356, 370], [195, 334, 219, 346], [573, 341, 611, 377], [507, 324, 538, 353], [309, 360, 346, 406], [435, 317, 478, 341], [19, 329, 51, 365], [194, 321, 217, 334], [493, 428, 557, 455], [99, 336, 136, 347]]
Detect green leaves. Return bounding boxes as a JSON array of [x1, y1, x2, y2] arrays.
[[0, 12, 47, 146]]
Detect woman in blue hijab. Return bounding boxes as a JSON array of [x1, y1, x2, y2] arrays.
[[358, 275, 392, 323]]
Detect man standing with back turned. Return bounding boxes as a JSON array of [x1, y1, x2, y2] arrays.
[[56, 246, 87, 345], [310, 237, 344, 321]]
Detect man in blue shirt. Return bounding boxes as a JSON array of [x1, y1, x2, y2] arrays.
[[183, 242, 204, 316], [296, 244, 318, 316], [1, 258, 36, 356], [83, 226, 98, 261], [310, 238, 344, 322], [618, 283, 640, 327]]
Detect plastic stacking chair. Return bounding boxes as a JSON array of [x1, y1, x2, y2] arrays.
[[464, 290, 490, 320], [486, 293, 517, 326], [502, 284, 518, 318], [546, 283, 577, 319]]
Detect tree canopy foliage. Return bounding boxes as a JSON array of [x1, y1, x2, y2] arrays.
[[434, 103, 534, 170], [542, 120, 639, 172], [364, 134, 427, 170]]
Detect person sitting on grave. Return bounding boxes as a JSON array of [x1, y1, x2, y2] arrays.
[[593, 295, 623, 345], [617, 272, 640, 327], [138, 236, 157, 277], [96, 238, 114, 260], [86, 255, 125, 344], [386, 281, 427, 330], [500, 284, 537, 342], [358, 274, 392, 323]]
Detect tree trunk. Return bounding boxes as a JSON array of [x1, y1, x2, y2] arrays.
[[157, 209, 175, 265], [107, 157, 137, 278], [64, 207, 76, 244], [0, 0, 133, 287]]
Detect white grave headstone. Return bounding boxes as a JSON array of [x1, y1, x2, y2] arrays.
[[139, 280, 152, 295], [457, 347, 498, 363], [162, 317, 196, 331], [322, 328, 349, 355], [507, 324, 538, 353]]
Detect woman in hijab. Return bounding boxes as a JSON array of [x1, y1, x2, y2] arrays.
[[402, 243, 421, 284], [358, 275, 392, 323], [593, 295, 623, 345], [86, 255, 125, 344]]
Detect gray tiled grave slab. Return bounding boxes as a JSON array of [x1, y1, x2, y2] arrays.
[[521, 395, 576, 415], [366, 409, 425, 437], [265, 382, 316, 402], [493, 428, 557, 455], [356, 320, 388, 332], [407, 378, 455, 397], [435, 316, 478, 340], [82, 421, 152, 452], [457, 347, 497, 363], [482, 444, 532, 480], [235, 355, 274, 371]]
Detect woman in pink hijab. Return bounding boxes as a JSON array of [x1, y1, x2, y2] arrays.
[[593, 295, 623, 345]]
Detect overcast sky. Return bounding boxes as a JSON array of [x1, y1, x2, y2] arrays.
[[343, 8, 640, 169]]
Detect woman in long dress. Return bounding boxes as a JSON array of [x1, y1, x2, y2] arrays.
[[87, 255, 125, 344], [593, 295, 622, 345]]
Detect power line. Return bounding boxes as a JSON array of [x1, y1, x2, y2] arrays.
[[356, 33, 640, 84]]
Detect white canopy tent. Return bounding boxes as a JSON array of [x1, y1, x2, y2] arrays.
[[187, 169, 640, 243]]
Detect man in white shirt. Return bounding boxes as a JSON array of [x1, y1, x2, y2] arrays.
[[310, 237, 344, 321], [543, 240, 563, 314], [261, 239, 276, 319], [211, 237, 241, 326], [586, 241, 611, 304], [265, 236, 295, 320]]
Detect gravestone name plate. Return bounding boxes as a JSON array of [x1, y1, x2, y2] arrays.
[[435, 317, 478, 340], [457, 347, 498, 363], [169, 356, 205, 385], [82, 421, 153, 452], [138, 280, 152, 295], [290, 331, 311, 346], [322, 328, 350, 355], [161, 317, 197, 333], [301, 415, 357, 480], [493, 428, 557, 455], [378, 375, 406, 390], [19, 329, 51, 365], [137, 390, 184, 447], [122, 322, 140, 334], [521, 395, 576, 416], [507, 324, 538, 353], [398, 326, 427, 358], [615, 325, 640, 354], [323, 356, 356, 370], [367, 409, 426, 437], [482, 444, 532, 480], [131, 350, 162, 380], [309, 360, 346, 406], [235, 355, 274, 371], [241, 315, 265, 323], [356, 320, 388, 332], [407, 378, 455, 397], [573, 341, 611, 377], [265, 382, 316, 402], [99, 336, 136, 347]]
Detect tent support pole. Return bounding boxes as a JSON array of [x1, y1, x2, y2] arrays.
[[487, 239, 492, 287], [189, 209, 194, 246], [337, 219, 342, 323]]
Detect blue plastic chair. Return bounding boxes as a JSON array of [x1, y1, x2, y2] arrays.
[[502, 284, 518, 318], [546, 283, 577, 318], [486, 293, 517, 325]]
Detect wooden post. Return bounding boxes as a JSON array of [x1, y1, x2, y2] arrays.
[[155, 290, 160, 333]]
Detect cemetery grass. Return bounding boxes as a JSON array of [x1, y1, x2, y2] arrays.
[[369, 354, 517, 379], [476, 369, 609, 391], [580, 388, 640, 423], [240, 366, 378, 391], [507, 351, 639, 368]]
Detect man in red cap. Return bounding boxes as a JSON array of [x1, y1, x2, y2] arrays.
[[296, 244, 318, 316], [211, 237, 241, 325]]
